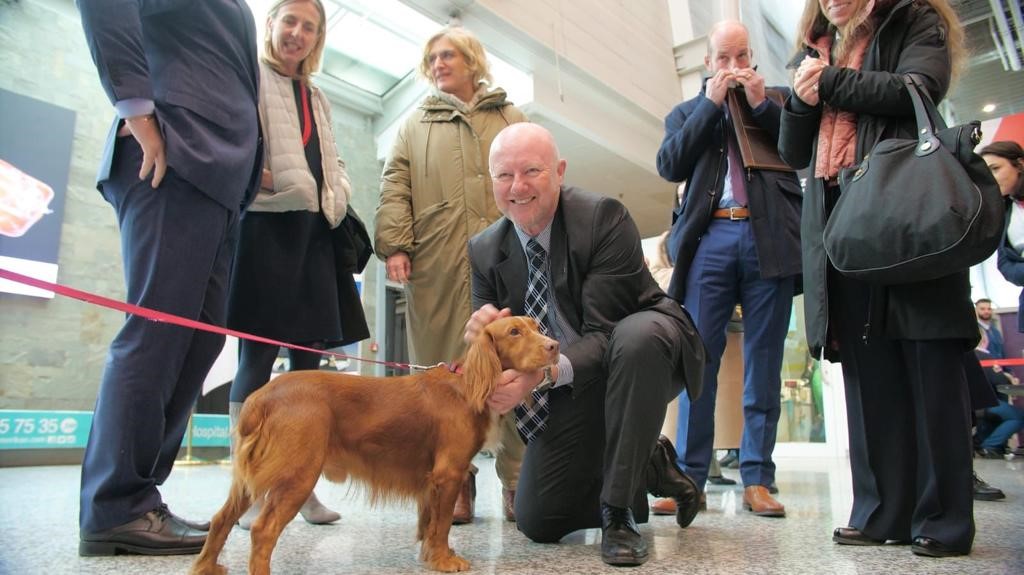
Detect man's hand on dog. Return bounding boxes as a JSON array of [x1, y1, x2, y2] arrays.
[[487, 366, 556, 414], [464, 304, 512, 342]]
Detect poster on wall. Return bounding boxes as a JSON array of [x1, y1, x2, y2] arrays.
[[0, 89, 75, 298]]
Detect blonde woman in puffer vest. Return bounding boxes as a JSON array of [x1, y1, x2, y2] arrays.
[[226, 0, 363, 530], [375, 26, 528, 525]]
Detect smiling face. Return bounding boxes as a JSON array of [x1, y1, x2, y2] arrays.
[[427, 37, 476, 102], [267, 1, 322, 77], [819, 0, 860, 27], [489, 124, 566, 237]]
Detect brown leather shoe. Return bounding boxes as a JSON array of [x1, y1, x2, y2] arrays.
[[651, 493, 706, 515], [502, 488, 516, 522], [742, 485, 785, 517], [452, 470, 476, 525]]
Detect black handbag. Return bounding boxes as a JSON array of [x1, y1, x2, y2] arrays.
[[822, 74, 1002, 284]]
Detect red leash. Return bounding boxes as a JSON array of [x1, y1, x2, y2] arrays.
[[0, 267, 429, 372]]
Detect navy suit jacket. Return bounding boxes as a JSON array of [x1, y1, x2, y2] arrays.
[[468, 186, 705, 400], [78, 0, 262, 211], [656, 88, 802, 302]]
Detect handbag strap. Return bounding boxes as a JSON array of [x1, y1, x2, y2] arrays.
[[902, 74, 948, 157]]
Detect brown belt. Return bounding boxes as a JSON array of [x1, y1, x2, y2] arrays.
[[712, 207, 749, 220]]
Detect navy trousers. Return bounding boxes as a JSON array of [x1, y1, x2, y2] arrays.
[[677, 219, 794, 489], [79, 136, 239, 532]]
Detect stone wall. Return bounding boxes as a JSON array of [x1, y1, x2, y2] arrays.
[[0, 0, 384, 411]]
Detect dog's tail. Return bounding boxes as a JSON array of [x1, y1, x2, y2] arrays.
[[189, 410, 261, 575], [234, 400, 270, 501]]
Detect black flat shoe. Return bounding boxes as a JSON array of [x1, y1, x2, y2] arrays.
[[707, 474, 736, 486], [646, 435, 700, 528], [973, 472, 1006, 501], [158, 503, 210, 531], [600, 504, 648, 567], [79, 507, 206, 556], [911, 536, 968, 558], [833, 527, 884, 546]]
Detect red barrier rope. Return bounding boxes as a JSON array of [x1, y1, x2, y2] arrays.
[[0, 267, 426, 372]]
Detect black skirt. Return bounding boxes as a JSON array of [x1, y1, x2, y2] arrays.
[[227, 209, 345, 346]]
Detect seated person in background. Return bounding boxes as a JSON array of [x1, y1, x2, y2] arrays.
[[974, 331, 1024, 458], [464, 123, 705, 567]]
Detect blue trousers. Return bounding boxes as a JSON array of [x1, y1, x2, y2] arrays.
[[978, 401, 1024, 449], [677, 219, 794, 489], [79, 136, 239, 532]]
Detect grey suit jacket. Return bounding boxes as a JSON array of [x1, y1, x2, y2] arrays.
[[78, 0, 262, 211], [468, 186, 705, 400]]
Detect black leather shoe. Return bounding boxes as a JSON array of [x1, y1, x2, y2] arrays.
[[646, 435, 700, 528], [975, 447, 1005, 459], [911, 536, 968, 558], [833, 527, 884, 546], [600, 503, 648, 566], [79, 507, 207, 556], [159, 503, 210, 531], [707, 474, 736, 486], [973, 472, 1006, 501]]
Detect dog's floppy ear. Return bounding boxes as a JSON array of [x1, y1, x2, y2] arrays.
[[461, 325, 502, 412]]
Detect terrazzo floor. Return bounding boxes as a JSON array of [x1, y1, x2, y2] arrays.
[[1, 454, 1021, 574]]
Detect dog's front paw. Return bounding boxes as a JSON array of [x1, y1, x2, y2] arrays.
[[428, 553, 470, 572], [189, 561, 227, 575]]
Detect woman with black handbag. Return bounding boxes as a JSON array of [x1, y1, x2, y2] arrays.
[[778, 0, 976, 557]]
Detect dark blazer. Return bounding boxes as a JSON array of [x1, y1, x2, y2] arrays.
[[468, 186, 705, 400], [656, 86, 802, 303], [78, 0, 262, 211], [778, 0, 977, 359]]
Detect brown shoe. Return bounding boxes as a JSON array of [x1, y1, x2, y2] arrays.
[[742, 485, 785, 517], [651, 493, 706, 515], [502, 488, 516, 522], [452, 470, 476, 525]]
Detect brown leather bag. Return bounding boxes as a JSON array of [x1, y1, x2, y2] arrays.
[[726, 88, 793, 172]]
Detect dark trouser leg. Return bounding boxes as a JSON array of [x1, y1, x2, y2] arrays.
[[679, 222, 739, 488], [736, 221, 794, 487], [514, 311, 685, 542], [230, 341, 281, 403], [831, 272, 916, 541], [80, 137, 237, 532], [903, 340, 975, 552]]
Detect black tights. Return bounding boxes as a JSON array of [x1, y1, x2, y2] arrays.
[[229, 340, 323, 403]]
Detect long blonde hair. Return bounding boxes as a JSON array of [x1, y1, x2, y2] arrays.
[[794, 0, 965, 80], [262, 0, 327, 84]]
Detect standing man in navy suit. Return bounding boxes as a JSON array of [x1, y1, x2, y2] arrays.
[[76, 0, 262, 556], [655, 20, 801, 518]]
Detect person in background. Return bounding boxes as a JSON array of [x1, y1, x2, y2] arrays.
[[375, 26, 528, 524], [973, 331, 1024, 458], [226, 0, 369, 529], [76, 0, 262, 556], [655, 19, 801, 519], [975, 298, 1005, 359], [779, 0, 975, 558], [988, 142, 1024, 337], [465, 123, 704, 567]]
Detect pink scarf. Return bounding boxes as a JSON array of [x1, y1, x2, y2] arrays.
[[811, 32, 871, 181]]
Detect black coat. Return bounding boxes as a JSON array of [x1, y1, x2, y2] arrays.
[[656, 87, 802, 303], [996, 201, 1024, 333], [778, 0, 978, 360]]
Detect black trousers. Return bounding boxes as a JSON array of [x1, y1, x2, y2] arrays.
[[513, 310, 686, 542], [79, 136, 239, 532], [831, 270, 974, 552]]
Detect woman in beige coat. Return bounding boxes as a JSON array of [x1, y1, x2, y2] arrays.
[[375, 26, 527, 524]]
